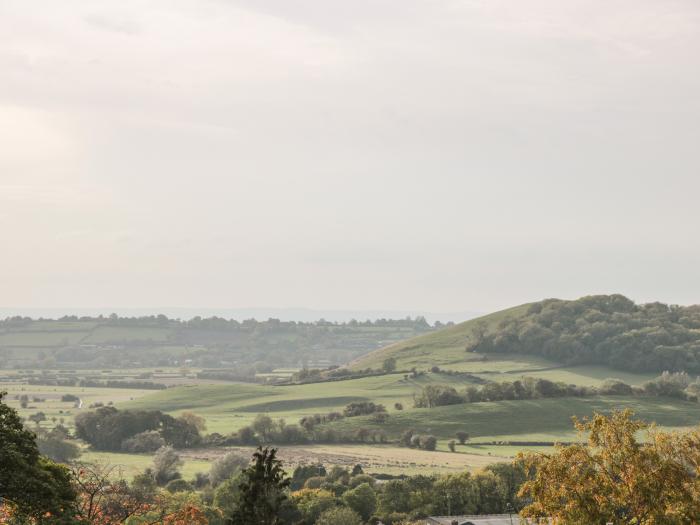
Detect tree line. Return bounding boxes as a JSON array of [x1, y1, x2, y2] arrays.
[[414, 371, 700, 408]]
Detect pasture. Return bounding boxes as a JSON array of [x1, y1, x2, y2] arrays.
[[3, 358, 698, 480]]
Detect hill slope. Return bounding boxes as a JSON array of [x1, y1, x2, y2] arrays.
[[352, 295, 700, 374], [350, 303, 532, 370]]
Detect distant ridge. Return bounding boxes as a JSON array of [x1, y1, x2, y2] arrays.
[[0, 307, 482, 324]]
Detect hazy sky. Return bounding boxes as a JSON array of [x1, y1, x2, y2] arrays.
[[2, 0, 699, 315]]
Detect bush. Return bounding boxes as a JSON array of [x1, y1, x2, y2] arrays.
[[382, 357, 397, 372], [304, 476, 325, 489], [316, 507, 363, 525], [343, 482, 377, 520], [60, 394, 79, 402], [456, 431, 469, 444], [152, 446, 182, 486], [448, 440, 456, 452], [599, 378, 634, 396], [120, 431, 165, 453], [344, 402, 385, 417], [291, 488, 336, 524], [209, 452, 249, 487], [165, 478, 193, 493], [291, 464, 327, 490], [420, 435, 437, 451], [414, 385, 463, 408], [400, 429, 415, 447], [371, 412, 389, 424], [349, 474, 376, 488], [36, 432, 81, 463]]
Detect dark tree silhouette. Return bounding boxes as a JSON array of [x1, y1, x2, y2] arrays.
[[0, 392, 76, 522], [228, 446, 290, 525]]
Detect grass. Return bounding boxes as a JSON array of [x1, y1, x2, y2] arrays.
[[81, 451, 212, 480], [349, 303, 532, 370], [3, 353, 695, 478], [488, 365, 656, 386], [0, 381, 154, 430], [120, 372, 700, 444], [121, 372, 485, 434], [324, 395, 700, 442]]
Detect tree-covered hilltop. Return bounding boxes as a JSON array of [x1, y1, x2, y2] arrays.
[[468, 295, 700, 373]]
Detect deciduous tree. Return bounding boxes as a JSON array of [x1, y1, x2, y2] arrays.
[[518, 409, 700, 524]]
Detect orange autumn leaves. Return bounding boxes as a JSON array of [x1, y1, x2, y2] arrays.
[[518, 409, 700, 525]]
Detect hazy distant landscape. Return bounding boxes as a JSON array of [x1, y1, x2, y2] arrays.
[[5, 295, 700, 485], [4, 0, 700, 522]]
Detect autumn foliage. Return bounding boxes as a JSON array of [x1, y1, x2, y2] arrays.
[[518, 409, 700, 524]]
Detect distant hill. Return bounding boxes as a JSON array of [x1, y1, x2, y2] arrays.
[[0, 315, 436, 371], [352, 295, 700, 374]]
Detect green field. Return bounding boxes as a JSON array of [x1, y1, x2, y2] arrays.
[[122, 372, 486, 434], [325, 395, 700, 441], [81, 451, 212, 480], [0, 381, 154, 430], [120, 372, 700, 442]]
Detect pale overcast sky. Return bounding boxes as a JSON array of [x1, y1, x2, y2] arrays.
[[1, 0, 699, 316]]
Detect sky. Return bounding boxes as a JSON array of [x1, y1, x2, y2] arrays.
[[1, 0, 699, 318]]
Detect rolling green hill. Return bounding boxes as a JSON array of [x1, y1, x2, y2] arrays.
[[351, 295, 700, 375], [350, 303, 532, 370]]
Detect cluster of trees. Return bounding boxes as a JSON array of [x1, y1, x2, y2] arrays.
[[202, 450, 528, 525], [399, 430, 438, 451], [343, 402, 386, 417], [209, 413, 390, 448], [36, 425, 82, 463], [413, 378, 593, 408], [74, 406, 203, 451], [414, 372, 700, 409], [292, 366, 404, 385], [468, 294, 700, 373]]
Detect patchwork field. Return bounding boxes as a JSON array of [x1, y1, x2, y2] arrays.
[[121, 371, 486, 434], [4, 303, 699, 482], [120, 367, 700, 442], [0, 381, 153, 430]]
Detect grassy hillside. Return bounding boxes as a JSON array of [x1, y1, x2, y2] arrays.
[[351, 295, 700, 375], [350, 303, 532, 370]]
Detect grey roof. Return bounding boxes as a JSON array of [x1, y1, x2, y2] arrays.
[[426, 515, 519, 525]]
